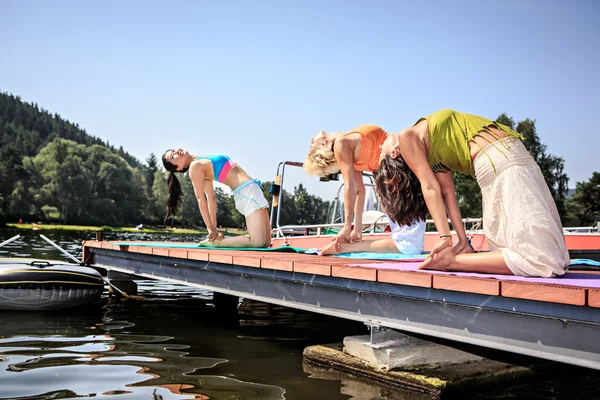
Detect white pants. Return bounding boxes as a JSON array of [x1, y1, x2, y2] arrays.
[[474, 138, 570, 277], [389, 219, 425, 255], [233, 179, 269, 218]]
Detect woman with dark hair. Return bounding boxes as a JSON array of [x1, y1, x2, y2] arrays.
[[162, 148, 271, 248], [374, 109, 569, 277]]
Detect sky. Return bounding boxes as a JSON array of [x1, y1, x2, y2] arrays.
[[1, 0, 598, 202]]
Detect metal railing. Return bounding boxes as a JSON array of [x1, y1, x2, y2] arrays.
[[268, 161, 600, 238]]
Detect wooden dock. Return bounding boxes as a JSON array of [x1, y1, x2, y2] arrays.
[[83, 240, 600, 370]]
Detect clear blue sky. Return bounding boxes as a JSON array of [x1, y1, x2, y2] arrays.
[[1, 0, 598, 201]]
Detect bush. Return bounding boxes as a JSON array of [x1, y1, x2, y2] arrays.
[[41, 205, 60, 222], [100, 225, 114, 232]]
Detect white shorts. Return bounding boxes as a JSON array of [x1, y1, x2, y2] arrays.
[[475, 138, 570, 277], [233, 179, 269, 218], [388, 218, 426, 255]]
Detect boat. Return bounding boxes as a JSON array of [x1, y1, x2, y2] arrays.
[[0, 258, 105, 311], [0, 258, 104, 311], [0, 236, 106, 311]]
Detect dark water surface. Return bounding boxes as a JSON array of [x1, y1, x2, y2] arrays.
[[1, 228, 599, 400]]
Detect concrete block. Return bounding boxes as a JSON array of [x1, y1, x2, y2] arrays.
[[344, 332, 484, 371]]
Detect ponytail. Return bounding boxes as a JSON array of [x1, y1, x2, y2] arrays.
[[165, 171, 183, 225]]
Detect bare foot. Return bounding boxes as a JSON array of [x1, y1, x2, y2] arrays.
[[198, 239, 213, 247], [418, 247, 457, 271], [318, 241, 339, 256]]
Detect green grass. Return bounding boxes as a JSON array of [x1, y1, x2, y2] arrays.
[[5, 223, 247, 236]]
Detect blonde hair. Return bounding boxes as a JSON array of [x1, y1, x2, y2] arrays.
[[303, 145, 340, 177]]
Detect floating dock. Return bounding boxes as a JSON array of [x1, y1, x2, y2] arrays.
[[83, 240, 600, 372]]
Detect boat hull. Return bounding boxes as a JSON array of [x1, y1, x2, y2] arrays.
[[0, 259, 105, 311]]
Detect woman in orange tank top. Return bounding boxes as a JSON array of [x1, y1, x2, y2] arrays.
[[303, 125, 387, 245]]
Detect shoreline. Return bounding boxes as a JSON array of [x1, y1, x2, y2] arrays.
[[3, 223, 246, 236]]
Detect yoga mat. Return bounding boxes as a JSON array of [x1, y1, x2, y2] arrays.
[[347, 261, 600, 288], [570, 259, 600, 267], [109, 242, 307, 253], [304, 248, 427, 261]]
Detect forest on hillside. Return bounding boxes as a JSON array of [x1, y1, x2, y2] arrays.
[[0, 92, 331, 228], [0, 91, 598, 229]]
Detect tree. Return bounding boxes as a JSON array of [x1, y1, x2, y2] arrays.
[[496, 113, 569, 220], [565, 172, 600, 226], [452, 172, 481, 218], [145, 153, 158, 191], [452, 114, 570, 223]]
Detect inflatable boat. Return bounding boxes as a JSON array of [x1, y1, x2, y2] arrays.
[[0, 258, 105, 311]]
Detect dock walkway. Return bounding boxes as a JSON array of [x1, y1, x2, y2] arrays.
[[83, 240, 600, 370]]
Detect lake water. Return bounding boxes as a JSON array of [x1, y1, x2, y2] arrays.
[[1, 228, 599, 400]]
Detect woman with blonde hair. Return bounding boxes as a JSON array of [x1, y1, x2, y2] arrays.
[[304, 125, 425, 247]]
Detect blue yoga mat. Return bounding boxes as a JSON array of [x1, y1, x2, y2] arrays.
[[570, 259, 600, 267], [304, 248, 427, 260]]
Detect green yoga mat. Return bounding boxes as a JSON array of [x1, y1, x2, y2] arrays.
[[109, 242, 307, 253]]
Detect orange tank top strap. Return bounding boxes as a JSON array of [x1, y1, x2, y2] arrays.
[[344, 124, 388, 172]]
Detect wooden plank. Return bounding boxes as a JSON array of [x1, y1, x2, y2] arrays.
[[262, 257, 294, 271], [501, 281, 586, 306], [86, 241, 102, 249], [233, 255, 262, 268], [152, 248, 170, 257], [377, 270, 432, 288], [433, 275, 500, 296], [208, 252, 233, 264], [81, 241, 91, 264], [136, 246, 153, 255], [293, 261, 331, 276], [168, 249, 189, 259], [588, 289, 600, 308], [100, 241, 114, 250], [332, 265, 377, 281], [187, 251, 209, 261]]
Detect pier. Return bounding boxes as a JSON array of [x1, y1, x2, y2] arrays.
[[83, 239, 600, 373]]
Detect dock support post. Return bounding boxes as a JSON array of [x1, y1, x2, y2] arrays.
[[343, 325, 484, 370], [213, 292, 239, 314], [106, 270, 138, 297]]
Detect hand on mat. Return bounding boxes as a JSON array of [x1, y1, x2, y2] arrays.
[[453, 240, 474, 255], [333, 226, 351, 244], [429, 236, 453, 258], [207, 228, 224, 242], [418, 246, 456, 271], [349, 229, 362, 243]]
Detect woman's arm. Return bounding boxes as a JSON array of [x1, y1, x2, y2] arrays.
[[399, 130, 452, 255], [204, 179, 218, 228], [189, 163, 220, 240], [435, 171, 469, 252], [351, 170, 366, 241], [334, 137, 359, 242]]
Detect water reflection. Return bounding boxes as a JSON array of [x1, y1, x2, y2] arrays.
[[0, 297, 288, 399]]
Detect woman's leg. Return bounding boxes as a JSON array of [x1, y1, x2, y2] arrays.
[[319, 238, 398, 256], [201, 208, 271, 248], [419, 247, 512, 274], [320, 237, 399, 256]]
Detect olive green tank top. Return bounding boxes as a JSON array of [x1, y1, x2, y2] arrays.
[[415, 109, 524, 177]]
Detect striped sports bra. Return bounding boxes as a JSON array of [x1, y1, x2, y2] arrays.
[[195, 155, 236, 183]]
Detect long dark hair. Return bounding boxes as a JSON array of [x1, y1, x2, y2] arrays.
[[373, 155, 428, 226], [162, 152, 185, 224]]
